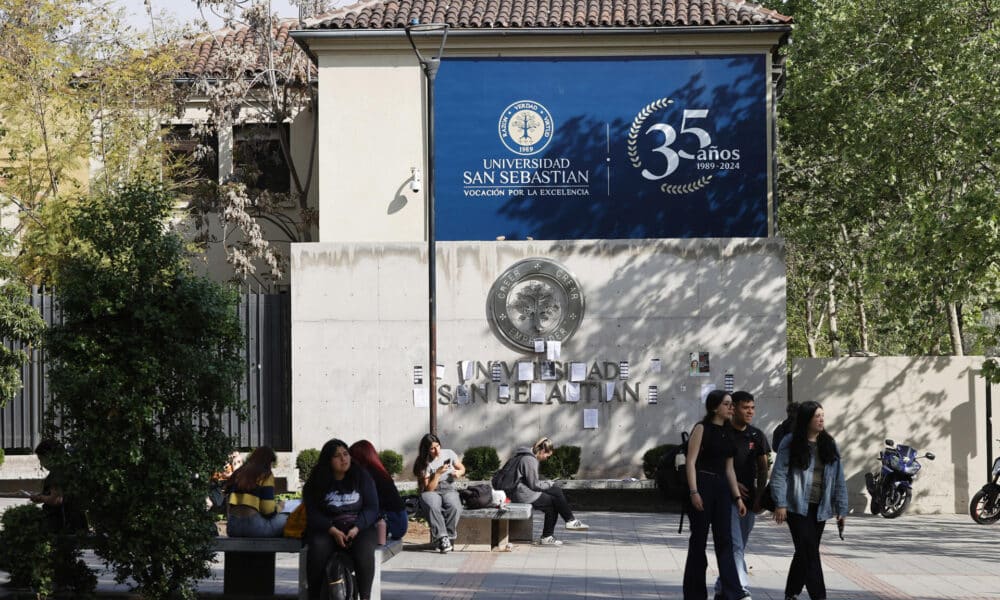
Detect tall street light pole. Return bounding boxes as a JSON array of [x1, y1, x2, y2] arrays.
[[405, 21, 448, 436]]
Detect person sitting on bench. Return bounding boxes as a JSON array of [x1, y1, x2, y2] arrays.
[[414, 433, 466, 554], [303, 438, 380, 600], [225, 446, 287, 537], [500, 437, 589, 546]]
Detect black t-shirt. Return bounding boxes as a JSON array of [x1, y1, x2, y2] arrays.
[[732, 424, 771, 492], [695, 422, 736, 475]]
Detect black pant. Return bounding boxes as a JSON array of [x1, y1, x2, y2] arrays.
[[306, 526, 378, 600], [531, 487, 574, 537], [785, 502, 827, 599], [682, 471, 743, 600]]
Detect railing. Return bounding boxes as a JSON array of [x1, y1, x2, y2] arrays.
[[0, 288, 291, 452]]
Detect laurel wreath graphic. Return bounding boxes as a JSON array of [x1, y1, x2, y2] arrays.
[[627, 97, 673, 169], [660, 175, 714, 195]]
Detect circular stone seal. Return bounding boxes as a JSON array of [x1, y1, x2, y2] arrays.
[[486, 258, 585, 352]]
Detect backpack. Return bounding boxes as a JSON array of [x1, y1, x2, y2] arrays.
[[459, 483, 494, 509], [321, 552, 357, 600], [491, 453, 525, 494], [654, 432, 690, 504], [653, 431, 690, 532]]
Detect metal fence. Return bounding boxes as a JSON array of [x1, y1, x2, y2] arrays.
[[0, 288, 291, 452]]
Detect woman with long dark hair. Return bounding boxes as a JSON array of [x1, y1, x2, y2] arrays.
[[683, 390, 747, 599], [303, 438, 379, 600], [413, 433, 465, 553], [350, 439, 408, 541], [225, 446, 287, 537], [770, 401, 848, 600]]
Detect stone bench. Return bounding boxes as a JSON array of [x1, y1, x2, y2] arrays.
[[453, 503, 533, 551], [218, 536, 403, 600]]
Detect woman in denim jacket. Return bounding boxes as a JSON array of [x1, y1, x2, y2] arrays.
[[770, 401, 848, 600]]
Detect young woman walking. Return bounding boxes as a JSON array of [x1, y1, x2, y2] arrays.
[[683, 390, 747, 600], [770, 401, 848, 600]]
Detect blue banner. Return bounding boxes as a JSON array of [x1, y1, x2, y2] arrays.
[[434, 55, 770, 240]]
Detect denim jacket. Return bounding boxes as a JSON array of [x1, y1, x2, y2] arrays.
[[770, 435, 849, 521]]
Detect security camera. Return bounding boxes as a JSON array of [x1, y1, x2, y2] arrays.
[[410, 168, 422, 193]]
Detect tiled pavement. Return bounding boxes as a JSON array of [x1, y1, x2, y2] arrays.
[[3, 499, 1000, 599]]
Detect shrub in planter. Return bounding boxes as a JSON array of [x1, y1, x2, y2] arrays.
[[463, 446, 500, 481], [296, 448, 320, 483], [540, 445, 581, 480], [0, 447, 5, 468], [642, 444, 674, 479], [0, 504, 95, 596], [379, 449, 404, 477]]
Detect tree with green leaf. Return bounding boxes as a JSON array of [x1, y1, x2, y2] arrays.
[[0, 229, 45, 406], [44, 182, 243, 599], [0, 0, 183, 283], [765, 0, 1000, 358]]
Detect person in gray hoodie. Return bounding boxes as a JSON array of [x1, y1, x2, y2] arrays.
[[503, 437, 589, 545]]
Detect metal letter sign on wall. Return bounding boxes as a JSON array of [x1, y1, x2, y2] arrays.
[[434, 55, 769, 240], [487, 258, 585, 352]]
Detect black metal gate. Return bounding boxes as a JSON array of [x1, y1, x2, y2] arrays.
[[0, 289, 291, 452]]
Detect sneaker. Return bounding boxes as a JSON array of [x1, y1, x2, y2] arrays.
[[538, 536, 563, 546], [565, 519, 590, 531], [438, 537, 452, 553]]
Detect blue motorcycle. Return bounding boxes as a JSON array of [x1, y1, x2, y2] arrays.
[[865, 438, 935, 518]]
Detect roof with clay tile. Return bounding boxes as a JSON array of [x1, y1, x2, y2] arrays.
[[303, 0, 791, 30], [178, 19, 309, 79]]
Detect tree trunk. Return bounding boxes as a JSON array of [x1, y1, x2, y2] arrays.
[[805, 287, 826, 358], [853, 278, 869, 353], [827, 277, 841, 358], [947, 302, 964, 356]]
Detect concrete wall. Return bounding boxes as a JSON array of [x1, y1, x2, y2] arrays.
[[291, 238, 787, 483], [791, 357, 998, 515]]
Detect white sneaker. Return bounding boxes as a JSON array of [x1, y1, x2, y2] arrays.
[[438, 537, 452, 553], [538, 536, 563, 546], [565, 519, 590, 531]]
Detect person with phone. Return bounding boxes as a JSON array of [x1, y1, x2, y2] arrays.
[[413, 433, 466, 553]]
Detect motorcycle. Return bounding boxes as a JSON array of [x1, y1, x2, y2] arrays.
[[969, 439, 1000, 525], [865, 438, 935, 518]]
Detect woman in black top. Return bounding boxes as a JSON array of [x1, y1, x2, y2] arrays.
[[303, 438, 380, 600], [350, 439, 408, 541], [683, 390, 747, 600]]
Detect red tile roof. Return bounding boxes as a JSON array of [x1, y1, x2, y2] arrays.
[[305, 0, 790, 30], [178, 19, 308, 79]]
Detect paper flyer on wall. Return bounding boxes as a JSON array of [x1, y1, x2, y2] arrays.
[[461, 360, 474, 382], [546, 340, 561, 360], [517, 361, 534, 381], [413, 388, 429, 408], [570, 362, 587, 382], [583, 409, 599, 429], [530, 382, 546, 404], [566, 382, 580, 402]]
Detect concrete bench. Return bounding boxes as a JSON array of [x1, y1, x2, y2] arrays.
[[217, 536, 402, 600], [453, 503, 533, 551]]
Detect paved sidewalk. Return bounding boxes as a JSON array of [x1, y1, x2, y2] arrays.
[[3, 499, 999, 599]]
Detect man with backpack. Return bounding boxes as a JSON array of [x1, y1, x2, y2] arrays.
[[714, 391, 771, 600], [493, 437, 589, 545]]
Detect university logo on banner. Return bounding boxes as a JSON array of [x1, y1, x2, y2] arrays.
[[434, 55, 771, 240]]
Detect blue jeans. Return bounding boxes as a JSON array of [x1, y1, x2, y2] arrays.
[[715, 507, 755, 598], [226, 511, 288, 537]]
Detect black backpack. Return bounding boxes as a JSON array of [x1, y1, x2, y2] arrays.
[[654, 431, 690, 532], [459, 483, 494, 509], [321, 552, 357, 600], [491, 454, 524, 494]]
